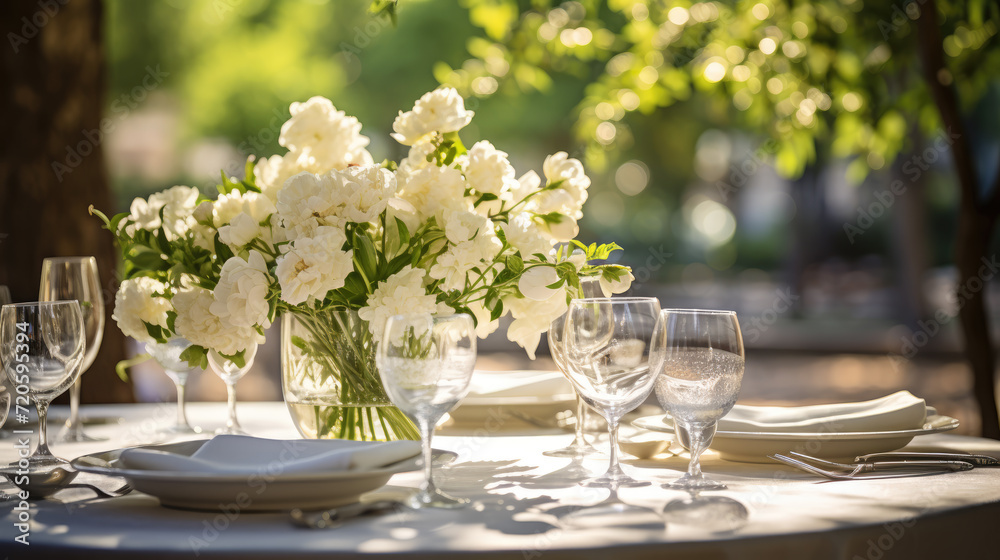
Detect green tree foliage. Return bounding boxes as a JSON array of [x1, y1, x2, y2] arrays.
[[438, 0, 999, 178]]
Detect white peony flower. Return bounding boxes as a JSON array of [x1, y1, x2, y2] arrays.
[[517, 266, 561, 301], [275, 171, 350, 241], [397, 166, 471, 223], [443, 209, 491, 245], [213, 189, 277, 250], [391, 87, 475, 146], [504, 287, 569, 359], [150, 186, 200, 241], [173, 286, 263, 356], [121, 197, 161, 236], [600, 269, 634, 297], [339, 165, 398, 224], [359, 266, 452, 342], [275, 227, 354, 306], [536, 152, 591, 219], [466, 300, 500, 338], [386, 197, 420, 237], [395, 139, 437, 185], [429, 232, 501, 292], [539, 214, 579, 242], [112, 277, 172, 343], [500, 213, 555, 260], [279, 96, 372, 171], [464, 140, 516, 197], [211, 251, 273, 329], [254, 153, 305, 203]]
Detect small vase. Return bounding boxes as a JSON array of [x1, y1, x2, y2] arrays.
[[281, 309, 418, 441]]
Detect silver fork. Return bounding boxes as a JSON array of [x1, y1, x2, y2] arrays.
[[769, 453, 972, 480]]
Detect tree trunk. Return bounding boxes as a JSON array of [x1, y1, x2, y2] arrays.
[[916, 0, 999, 438], [0, 0, 133, 403]]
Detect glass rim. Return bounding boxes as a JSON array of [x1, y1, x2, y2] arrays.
[[568, 297, 658, 304], [1, 300, 81, 309], [660, 308, 737, 316], [42, 256, 97, 263]]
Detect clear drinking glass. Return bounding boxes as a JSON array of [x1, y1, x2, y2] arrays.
[[209, 344, 257, 435], [544, 278, 604, 459], [652, 309, 744, 490], [0, 301, 86, 468], [562, 297, 661, 488], [39, 257, 106, 443], [377, 313, 476, 509], [147, 338, 201, 435]]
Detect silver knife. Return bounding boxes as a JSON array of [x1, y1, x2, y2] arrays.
[[855, 452, 999, 466]]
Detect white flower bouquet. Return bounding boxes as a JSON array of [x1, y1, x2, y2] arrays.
[[93, 87, 632, 440]]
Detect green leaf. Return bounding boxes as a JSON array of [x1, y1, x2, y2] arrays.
[[395, 217, 410, 246], [506, 254, 524, 274], [179, 345, 208, 369], [290, 335, 309, 351], [489, 298, 504, 321], [143, 321, 165, 342], [218, 351, 246, 369], [353, 232, 379, 280]]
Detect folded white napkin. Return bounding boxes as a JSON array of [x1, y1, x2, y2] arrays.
[[118, 435, 421, 475], [467, 370, 573, 399], [717, 391, 930, 433]]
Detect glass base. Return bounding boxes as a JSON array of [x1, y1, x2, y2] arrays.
[[662, 473, 727, 491], [11, 454, 70, 470], [543, 440, 601, 458], [405, 487, 469, 509], [55, 427, 108, 443], [216, 426, 249, 436], [582, 471, 650, 489], [560, 502, 664, 530], [157, 423, 203, 438], [661, 494, 748, 532]]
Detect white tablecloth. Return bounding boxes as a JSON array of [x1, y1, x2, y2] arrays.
[[1, 402, 999, 559]]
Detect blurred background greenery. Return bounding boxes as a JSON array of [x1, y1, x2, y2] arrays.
[[101, 0, 1000, 433]]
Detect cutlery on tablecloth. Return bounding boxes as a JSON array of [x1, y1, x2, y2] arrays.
[[1, 466, 132, 499], [290, 500, 404, 529], [770, 453, 973, 480], [854, 452, 999, 466]]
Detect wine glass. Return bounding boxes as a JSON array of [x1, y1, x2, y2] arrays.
[[377, 313, 476, 509], [544, 278, 604, 459], [652, 309, 744, 490], [209, 343, 257, 435], [562, 297, 661, 489], [1, 301, 86, 468], [39, 257, 106, 443], [146, 338, 201, 435]]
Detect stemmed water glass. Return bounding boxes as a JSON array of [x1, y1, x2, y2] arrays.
[[562, 297, 661, 489], [209, 344, 257, 435], [377, 313, 477, 509], [652, 309, 744, 490], [1, 301, 86, 468], [39, 257, 106, 443], [147, 338, 201, 435], [544, 278, 603, 459]]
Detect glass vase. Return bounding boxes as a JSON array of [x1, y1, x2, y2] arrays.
[[281, 309, 419, 441]]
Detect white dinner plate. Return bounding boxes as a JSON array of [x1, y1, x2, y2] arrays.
[[72, 440, 456, 511], [632, 414, 960, 463], [447, 394, 576, 427]]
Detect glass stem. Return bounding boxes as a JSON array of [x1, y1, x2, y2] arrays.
[[66, 378, 82, 434], [572, 394, 588, 447], [607, 415, 622, 475], [175, 376, 189, 428], [225, 383, 240, 429], [35, 400, 51, 457], [685, 422, 714, 479], [419, 418, 435, 495]]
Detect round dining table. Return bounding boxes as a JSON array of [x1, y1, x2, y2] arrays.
[[1, 401, 998, 559]]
